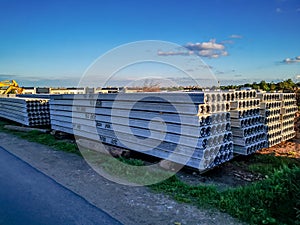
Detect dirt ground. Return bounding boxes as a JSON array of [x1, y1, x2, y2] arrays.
[[197, 141, 300, 189], [1, 113, 299, 224], [0, 132, 245, 225]]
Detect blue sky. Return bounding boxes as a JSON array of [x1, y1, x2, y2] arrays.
[[0, 0, 300, 87]]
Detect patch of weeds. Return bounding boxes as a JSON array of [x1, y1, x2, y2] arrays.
[[248, 163, 276, 176], [118, 157, 144, 166], [218, 166, 300, 225], [151, 176, 219, 206], [0, 121, 80, 155], [247, 154, 300, 176], [101, 157, 173, 185], [1, 119, 299, 224], [151, 166, 300, 225], [80, 148, 173, 185]]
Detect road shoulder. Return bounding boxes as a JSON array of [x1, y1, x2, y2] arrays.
[[0, 132, 244, 225]]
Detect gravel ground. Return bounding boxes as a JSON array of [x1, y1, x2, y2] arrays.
[[0, 132, 245, 225]]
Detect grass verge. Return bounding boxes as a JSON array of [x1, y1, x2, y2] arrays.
[[0, 119, 299, 224], [151, 165, 300, 225], [0, 120, 80, 155], [80, 148, 174, 185]]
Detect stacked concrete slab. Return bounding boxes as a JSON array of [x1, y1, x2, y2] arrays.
[[258, 92, 297, 146], [227, 90, 268, 155], [200, 92, 233, 168], [280, 93, 297, 141], [258, 93, 282, 147], [50, 92, 233, 170], [0, 96, 50, 126]]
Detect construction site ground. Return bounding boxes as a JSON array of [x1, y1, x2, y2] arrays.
[[0, 131, 246, 225], [0, 115, 299, 225]]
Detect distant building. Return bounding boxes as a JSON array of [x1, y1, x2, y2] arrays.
[[36, 87, 50, 94], [96, 87, 119, 93], [124, 87, 143, 93], [65, 87, 85, 94], [22, 87, 36, 94], [240, 87, 252, 91], [184, 86, 203, 92], [31, 87, 91, 94], [85, 87, 95, 94], [50, 87, 87, 94]]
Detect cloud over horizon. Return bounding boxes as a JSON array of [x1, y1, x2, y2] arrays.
[[158, 39, 228, 58], [282, 56, 300, 64]]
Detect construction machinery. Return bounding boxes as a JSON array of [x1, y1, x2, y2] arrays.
[[0, 80, 23, 94]]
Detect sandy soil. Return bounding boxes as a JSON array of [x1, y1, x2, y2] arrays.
[[259, 140, 300, 158], [0, 132, 245, 225]]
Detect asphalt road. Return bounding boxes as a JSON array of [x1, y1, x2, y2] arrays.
[[0, 147, 122, 225]]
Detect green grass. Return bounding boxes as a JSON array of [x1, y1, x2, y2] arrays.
[[219, 166, 300, 225], [233, 153, 300, 176], [1, 118, 299, 224], [80, 148, 173, 185], [0, 119, 80, 155], [151, 165, 300, 225], [151, 176, 219, 205]]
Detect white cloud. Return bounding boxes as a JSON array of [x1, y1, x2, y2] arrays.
[[186, 39, 225, 51], [282, 56, 300, 64], [198, 49, 212, 56], [158, 39, 229, 58], [221, 51, 228, 56], [186, 39, 227, 58], [229, 34, 243, 39], [157, 51, 193, 56]]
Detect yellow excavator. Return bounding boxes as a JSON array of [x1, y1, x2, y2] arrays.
[[0, 80, 23, 94]]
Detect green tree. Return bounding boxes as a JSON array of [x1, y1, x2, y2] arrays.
[[252, 82, 259, 90], [270, 83, 276, 91], [278, 82, 285, 90], [259, 80, 270, 91]]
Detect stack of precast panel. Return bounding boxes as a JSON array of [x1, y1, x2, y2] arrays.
[[200, 92, 233, 168], [228, 90, 267, 155], [280, 93, 297, 141], [17, 94, 52, 99], [258, 93, 283, 147], [0, 96, 50, 126], [50, 92, 233, 170]]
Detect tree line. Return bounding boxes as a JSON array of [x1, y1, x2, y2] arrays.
[[220, 79, 300, 92]]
